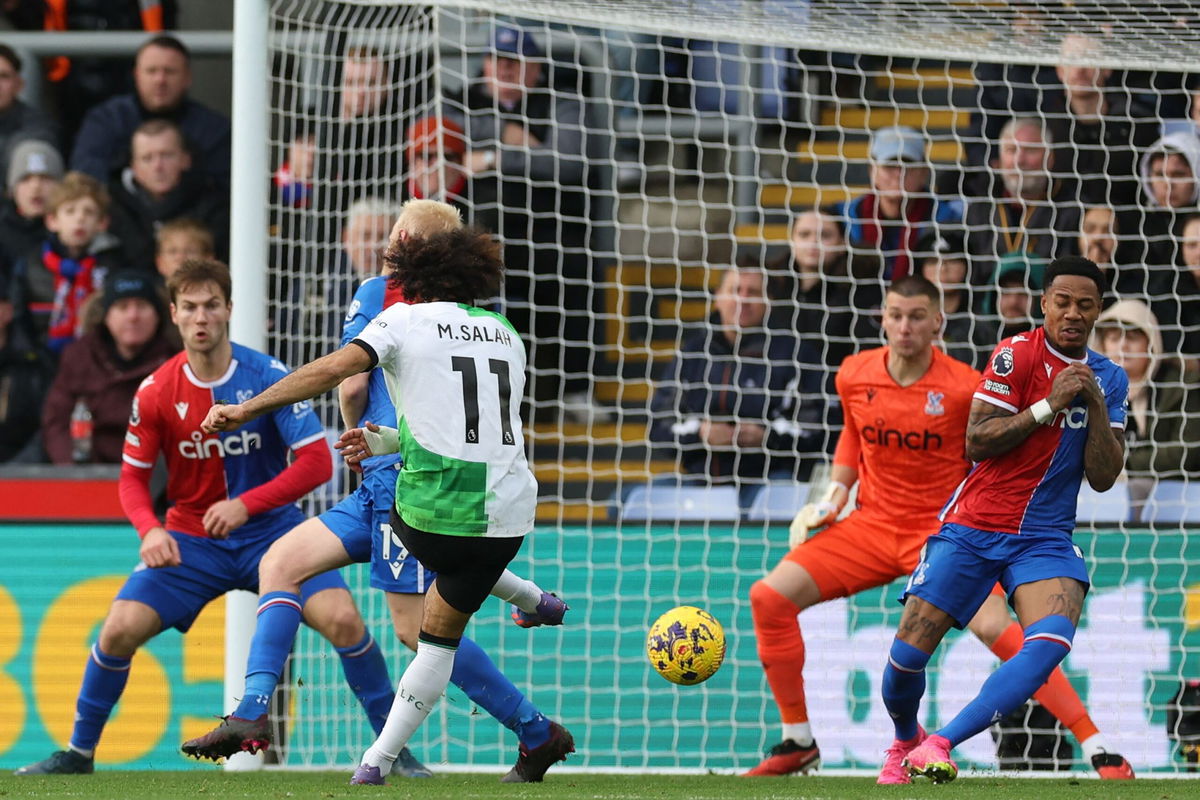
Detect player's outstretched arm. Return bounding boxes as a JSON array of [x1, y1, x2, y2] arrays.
[[203, 344, 374, 433]]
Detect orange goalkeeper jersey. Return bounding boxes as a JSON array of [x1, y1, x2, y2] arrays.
[[834, 346, 979, 524]]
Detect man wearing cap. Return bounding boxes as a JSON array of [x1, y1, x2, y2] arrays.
[[39, 269, 177, 464], [404, 116, 469, 214], [964, 116, 1080, 287], [0, 139, 64, 271], [0, 44, 59, 182], [837, 126, 962, 281], [448, 24, 601, 423]]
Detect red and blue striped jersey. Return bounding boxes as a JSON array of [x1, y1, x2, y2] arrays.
[[942, 326, 1129, 536], [121, 343, 326, 538]]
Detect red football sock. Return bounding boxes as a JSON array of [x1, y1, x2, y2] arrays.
[[750, 580, 808, 724], [989, 622, 1097, 741]]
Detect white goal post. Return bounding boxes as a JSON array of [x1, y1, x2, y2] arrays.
[[227, 0, 1200, 775]]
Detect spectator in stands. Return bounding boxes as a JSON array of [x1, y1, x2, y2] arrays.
[[649, 265, 827, 496], [341, 196, 397, 284], [971, 250, 1046, 358], [40, 270, 176, 464], [451, 23, 599, 422], [915, 229, 979, 367], [154, 217, 214, 280], [962, 3, 1059, 171], [768, 208, 882, 372], [1093, 300, 1200, 483], [107, 119, 229, 270], [404, 116, 469, 213], [0, 271, 54, 463], [0, 44, 59, 181], [1140, 212, 1200, 361], [1131, 129, 1200, 272], [1043, 32, 1158, 208], [7, 171, 119, 355], [71, 35, 230, 189], [1076, 204, 1152, 306], [964, 116, 1080, 288], [837, 126, 961, 280], [0, 139, 63, 273]]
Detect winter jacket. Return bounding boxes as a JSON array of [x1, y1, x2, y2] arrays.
[[649, 320, 828, 480], [107, 168, 229, 270], [40, 323, 177, 464], [70, 93, 231, 188], [1091, 299, 1200, 479], [0, 199, 49, 276]]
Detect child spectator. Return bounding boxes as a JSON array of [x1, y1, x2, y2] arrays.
[[154, 218, 214, 279], [40, 270, 177, 464], [971, 251, 1046, 360], [0, 139, 64, 273], [7, 171, 119, 355]]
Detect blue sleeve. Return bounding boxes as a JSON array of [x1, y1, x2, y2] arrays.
[[341, 279, 383, 347], [1105, 364, 1129, 430], [260, 359, 326, 447]]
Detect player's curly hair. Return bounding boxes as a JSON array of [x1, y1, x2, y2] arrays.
[[385, 226, 503, 304]]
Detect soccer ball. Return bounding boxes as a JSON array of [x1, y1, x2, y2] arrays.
[[646, 605, 726, 685]]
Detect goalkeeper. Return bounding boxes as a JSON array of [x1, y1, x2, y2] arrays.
[[745, 275, 1132, 782]]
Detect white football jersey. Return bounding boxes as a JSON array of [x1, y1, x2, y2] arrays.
[[354, 301, 537, 538]]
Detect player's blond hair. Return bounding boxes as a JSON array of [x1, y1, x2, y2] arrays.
[[394, 198, 463, 241]]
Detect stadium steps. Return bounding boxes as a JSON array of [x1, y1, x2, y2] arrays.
[[877, 65, 975, 90], [758, 183, 863, 209], [818, 105, 968, 131], [794, 138, 964, 165]]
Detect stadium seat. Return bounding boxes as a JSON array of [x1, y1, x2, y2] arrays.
[[1142, 480, 1200, 524], [1076, 482, 1131, 525], [617, 483, 742, 523], [745, 482, 812, 522]]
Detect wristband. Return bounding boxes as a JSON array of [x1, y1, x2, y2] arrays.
[[1029, 398, 1054, 425], [363, 425, 400, 455], [483, 149, 497, 168]]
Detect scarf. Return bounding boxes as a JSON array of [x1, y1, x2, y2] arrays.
[[41, 241, 98, 353], [855, 192, 930, 279]]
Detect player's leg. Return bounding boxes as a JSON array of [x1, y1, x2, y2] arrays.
[[746, 513, 901, 777], [13, 599, 161, 775], [493, 568, 568, 627], [966, 588, 1134, 778], [886, 526, 1001, 784], [22, 532, 224, 775]]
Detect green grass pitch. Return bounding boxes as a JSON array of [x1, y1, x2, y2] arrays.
[[0, 772, 1193, 799]]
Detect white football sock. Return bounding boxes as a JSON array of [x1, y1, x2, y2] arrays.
[[1079, 733, 1109, 760], [782, 722, 814, 746], [359, 639, 456, 770], [490, 569, 542, 613]]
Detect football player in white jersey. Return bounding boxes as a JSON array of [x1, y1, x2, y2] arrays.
[[202, 226, 570, 784]]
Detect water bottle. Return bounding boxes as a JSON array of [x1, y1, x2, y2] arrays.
[[70, 399, 93, 463]]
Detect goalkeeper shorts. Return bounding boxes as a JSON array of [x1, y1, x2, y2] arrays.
[[785, 510, 937, 600]]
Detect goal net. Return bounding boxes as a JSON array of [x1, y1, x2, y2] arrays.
[[259, 0, 1200, 775]]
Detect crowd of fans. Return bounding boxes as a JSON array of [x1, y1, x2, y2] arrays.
[[0, 20, 1196, 504]]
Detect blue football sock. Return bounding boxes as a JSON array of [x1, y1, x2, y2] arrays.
[[71, 644, 132, 753], [336, 630, 395, 736], [938, 614, 1075, 746], [234, 591, 303, 720], [450, 637, 551, 749], [881, 638, 931, 742]]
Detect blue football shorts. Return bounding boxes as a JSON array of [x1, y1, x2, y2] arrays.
[[899, 522, 1091, 628], [117, 528, 348, 633], [318, 466, 435, 595]]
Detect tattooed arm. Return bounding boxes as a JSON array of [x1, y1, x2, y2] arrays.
[[1075, 364, 1125, 492], [965, 364, 1089, 461]]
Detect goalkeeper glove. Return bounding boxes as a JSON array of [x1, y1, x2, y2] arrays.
[[788, 481, 848, 548]]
